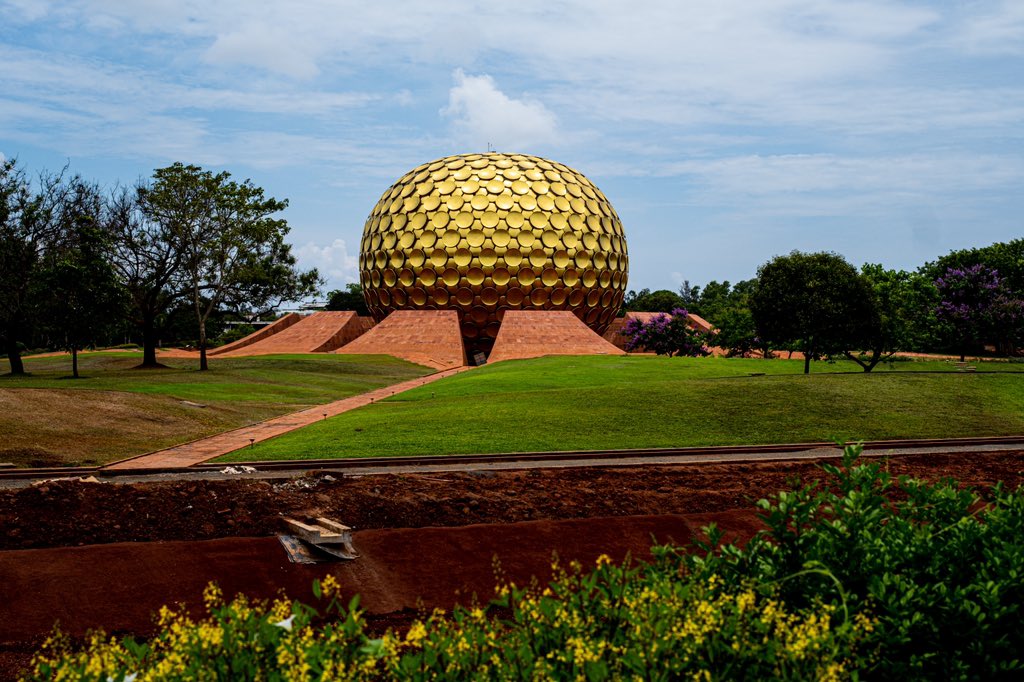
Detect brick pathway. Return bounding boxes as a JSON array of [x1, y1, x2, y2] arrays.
[[102, 366, 472, 470]]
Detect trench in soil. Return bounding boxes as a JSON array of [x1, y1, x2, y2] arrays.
[[2, 451, 1023, 678]]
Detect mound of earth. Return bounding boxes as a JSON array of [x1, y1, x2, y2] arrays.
[[3, 450, 1023, 551]]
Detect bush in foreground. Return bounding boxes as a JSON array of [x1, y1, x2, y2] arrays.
[[25, 446, 1024, 680]]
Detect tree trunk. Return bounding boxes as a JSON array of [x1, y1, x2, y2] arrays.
[[5, 336, 25, 375], [72, 347, 79, 378], [198, 319, 208, 371], [804, 352, 811, 374], [845, 349, 882, 373], [138, 316, 161, 368]]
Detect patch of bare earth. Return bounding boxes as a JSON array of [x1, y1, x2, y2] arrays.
[[3, 450, 1023, 551], [0, 388, 284, 467]]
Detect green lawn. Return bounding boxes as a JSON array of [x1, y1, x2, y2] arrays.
[[1, 352, 431, 467], [218, 355, 1024, 461], [6, 352, 430, 403]]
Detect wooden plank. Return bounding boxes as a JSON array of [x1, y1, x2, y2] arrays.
[[282, 517, 345, 544]]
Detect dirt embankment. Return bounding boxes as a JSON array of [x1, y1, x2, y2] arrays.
[[2, 451, 1023, 679], [3, 450, 1023, 552]]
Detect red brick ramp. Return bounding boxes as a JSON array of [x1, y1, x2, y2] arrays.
[[207, 313, 301, 356], [0, 511, 760, 644], [217, 311, 365, 356], [489, 310, 625, 363], [335, 310, 466, 370]]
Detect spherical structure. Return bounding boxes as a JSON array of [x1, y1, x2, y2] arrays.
[[359, 152, 629, 355]]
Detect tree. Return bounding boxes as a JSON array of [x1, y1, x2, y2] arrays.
[[934, 264, 1023, 361], [688, 280, 731, 321], [107, 184, 186, 368], [678, 280, 701, 311], [0, 161, 63, 375], [676, 278, 763, 356], [622, 288, 685, 313], [34, 189, 127, 378], [847, 265, 938, 372], [138, 163, 320, 370], [325, 282, 368, 315], [750, 251, 877, 374], [713, 306, 759, 357], [622, 308, 713, 357], [926, 239, 1024, 297]]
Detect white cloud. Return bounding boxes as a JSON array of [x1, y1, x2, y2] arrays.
[[441, 70, 559, 152], [204, 22, 321, 79], [956, 1, 1024, 55], [1, 0, 49, 21], [3, 0, 1022, 291], [666, 153, 1024, 198], [295, 238, 358, 290]]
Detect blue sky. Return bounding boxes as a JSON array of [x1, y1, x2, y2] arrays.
[[2, 0, 1022, 294]]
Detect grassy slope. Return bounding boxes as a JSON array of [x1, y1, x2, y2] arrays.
[[218, 355, 1024, 461], [0, 353, 430, 466]]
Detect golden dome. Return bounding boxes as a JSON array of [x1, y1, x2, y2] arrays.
[[359, 152, 628, 355]]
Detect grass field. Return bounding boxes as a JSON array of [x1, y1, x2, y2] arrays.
[[0, 352, 430, 467], [218, 355, 1024, 461]]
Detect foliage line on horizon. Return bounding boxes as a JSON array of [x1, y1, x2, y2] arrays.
[[4, 156, 1024, 376], [623, 243, 1024, 371], [0, 159, 320, 376]]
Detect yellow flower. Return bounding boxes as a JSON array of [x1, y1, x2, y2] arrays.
[[854, 611, 876, 634], [405, 621, 428, 645], [320, 574, 342, 599]]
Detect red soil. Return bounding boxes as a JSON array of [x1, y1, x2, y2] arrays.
[[4, 451, 1022, 552]]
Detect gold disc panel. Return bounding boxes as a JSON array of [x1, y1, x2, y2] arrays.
[[359, 152, 629, 354]]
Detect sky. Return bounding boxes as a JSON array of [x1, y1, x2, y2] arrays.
[[1, 0, 1022, 295]]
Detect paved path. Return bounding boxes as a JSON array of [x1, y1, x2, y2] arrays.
[[38, 440, 1015, 488], [103, 367, 471, 470]]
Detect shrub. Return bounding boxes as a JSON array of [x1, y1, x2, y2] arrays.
[[623, 308, 713, 357], [677, 445, 1024, 680], [26, 572, 862, 681]]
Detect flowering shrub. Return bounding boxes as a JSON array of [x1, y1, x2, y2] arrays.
[[622, 308, 713, 356], [26, 569, 862, 681], [25, 445, 1024, 681], [935, 264, 1024, 357]]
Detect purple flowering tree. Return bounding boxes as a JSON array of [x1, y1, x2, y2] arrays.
[[935, 264, 1023, 360], [622, 308, 713, 357]]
